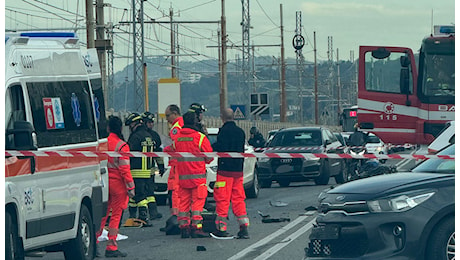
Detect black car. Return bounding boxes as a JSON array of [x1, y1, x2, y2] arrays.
[[305, 144, 455, 260], [256, 127, 348, 187]]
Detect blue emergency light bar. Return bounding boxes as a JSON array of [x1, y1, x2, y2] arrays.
[[439, 26, 455, 34], [19, 32, 77, 38]]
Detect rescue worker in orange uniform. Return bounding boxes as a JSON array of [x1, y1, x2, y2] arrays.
[[173, 111, 214, 238], [211, 108, 250, 239], [96, 116, 135, 257], [164, 104, 184, 216]]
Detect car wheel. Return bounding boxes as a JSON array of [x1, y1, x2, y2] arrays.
[[63, 204, 95, 260], [426, 216, 455, 260], [245, 168, 260, 199], [260, 179, 272, 188], [278, 180, 291, 187], [314, 161, 330, 185], [334, 161, 347, 184], [6, 211, 24, 260]]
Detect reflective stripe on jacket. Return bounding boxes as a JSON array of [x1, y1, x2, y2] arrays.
[[173, 127, 213, 188], [107, 133, 134, 190]]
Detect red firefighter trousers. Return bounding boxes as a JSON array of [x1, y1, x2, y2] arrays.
[[214, 175, 249, 230], [96, 180, 129, 251], [168, 165, 180, 215]]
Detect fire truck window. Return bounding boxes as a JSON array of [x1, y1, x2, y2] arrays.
[[27, 81, 97, 148], [364, 52, 413, 94], [423, 54, 455, 97]]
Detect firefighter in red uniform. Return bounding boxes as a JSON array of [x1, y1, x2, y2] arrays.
[[173, 111, 214, 238], [164, 104, 183, 217], [211, 108, 250, 239], [96, 116, 135, 257]]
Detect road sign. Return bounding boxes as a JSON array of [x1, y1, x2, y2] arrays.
[[231, 105, 246, 120], [250, 93, 269, 116]]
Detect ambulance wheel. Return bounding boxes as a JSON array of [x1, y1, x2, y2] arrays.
[[6, 211, 24, 260], [63, 204, 95, 260]]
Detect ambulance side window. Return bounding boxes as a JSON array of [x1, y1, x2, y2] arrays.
[[6, 85, 26, 149], [27, 81, 97, 148]]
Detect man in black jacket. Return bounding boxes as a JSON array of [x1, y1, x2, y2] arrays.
[[211, 108, 250, 239]]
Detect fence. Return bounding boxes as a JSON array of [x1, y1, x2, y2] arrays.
[[106, 110, 342, 142]]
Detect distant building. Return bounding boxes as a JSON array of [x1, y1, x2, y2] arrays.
[[181, 73, 202, 83]]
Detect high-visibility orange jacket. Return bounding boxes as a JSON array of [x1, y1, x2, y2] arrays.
[[173, 127, 213, 189], [107, 133, 135, 193]]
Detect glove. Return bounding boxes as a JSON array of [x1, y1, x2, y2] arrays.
[[127, 189, 135, 199], [159, 164, 165, 177]]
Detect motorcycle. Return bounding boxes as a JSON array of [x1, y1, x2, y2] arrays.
[[348, 147, 396, 181]]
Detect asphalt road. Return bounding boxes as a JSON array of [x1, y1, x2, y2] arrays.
[[26, 148, 421, 260]]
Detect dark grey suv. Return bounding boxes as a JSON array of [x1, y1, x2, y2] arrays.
[[256, 127, 347, 187], [306, 144, 455, 260]]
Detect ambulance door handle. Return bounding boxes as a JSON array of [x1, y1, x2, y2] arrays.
[[100, 168, 107, 175]]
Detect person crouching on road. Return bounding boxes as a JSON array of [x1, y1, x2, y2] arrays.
[[211, 108, 250, 239], [173, 111, 214, 238], [96, 116, 135, 257]]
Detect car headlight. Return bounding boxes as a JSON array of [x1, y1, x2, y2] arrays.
[[375, 146, 382, 152], [367, 190, 435, 212]]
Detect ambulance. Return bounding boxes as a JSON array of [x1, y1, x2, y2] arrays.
[[5, 32, 109, 260]]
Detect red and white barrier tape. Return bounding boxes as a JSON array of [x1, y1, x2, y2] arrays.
[[253, 144, 415, 152], [5, 151, 454, 160]]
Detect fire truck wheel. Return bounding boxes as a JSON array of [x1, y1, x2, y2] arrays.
[[6, 211, 24, 260], [63, 204, 95, 260]]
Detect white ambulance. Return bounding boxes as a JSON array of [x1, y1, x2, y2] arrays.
[[5, 32, 109, 260]]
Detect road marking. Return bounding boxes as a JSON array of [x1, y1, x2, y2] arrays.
[[228, 213, 315, 260], [395, 147, 418, 170], [253, 219, 315, 260]]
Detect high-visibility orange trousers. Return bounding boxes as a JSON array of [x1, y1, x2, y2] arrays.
[[96, 180, 129, 251], [214, 175, 248, 229], [167, 165, 180, 215], [177, 184, 207, 228]]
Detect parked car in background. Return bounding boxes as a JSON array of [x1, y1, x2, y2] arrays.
[[365, 132, 388, 155], [306, 144, 455, 260], [154, 128, 259, 204], [256, 127, 348, 187], [428, 120, 455, 154]]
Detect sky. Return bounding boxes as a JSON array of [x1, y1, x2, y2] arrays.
[[3, 0, 457, 73]]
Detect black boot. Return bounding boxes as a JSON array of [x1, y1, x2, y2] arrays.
[[181, 227, 191, 239], [148, 202, 163, 220], [128, 206, 137, 219], [191, 228, 209, 238], [138, 207, 152, 227], [105, 250, 127, 258], [237, 225, 249, 239]]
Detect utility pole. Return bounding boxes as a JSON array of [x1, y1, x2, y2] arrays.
[[170, 7, 176, 78], [95, 0, 112, 109], [132, 0, 145, 111], [294, 11, 304, 124], [85, 0, 95, 48], [279, 4, 286, 122], [336, 48, 341, 125], [220, 0, 228, 114], [314, 31, 318, 125]]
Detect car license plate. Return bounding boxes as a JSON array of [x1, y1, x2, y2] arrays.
[[311, 224, 340, 240]]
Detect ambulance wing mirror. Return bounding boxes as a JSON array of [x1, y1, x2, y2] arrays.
[[371, 48, 391, 59], [6, 120, 37, 151]]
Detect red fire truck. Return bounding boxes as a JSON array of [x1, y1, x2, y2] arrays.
[[357, 25, 455, 145]]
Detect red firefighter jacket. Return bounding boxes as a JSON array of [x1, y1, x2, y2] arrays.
[[173, 127, 213, 188], [107, 133, 135, 192]]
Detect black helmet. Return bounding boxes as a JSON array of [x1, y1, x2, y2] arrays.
[[141, 111, 155, 123], [188, 103, 207, 113], [125, 112, 142, 126], [250, 126, 258, 135]]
